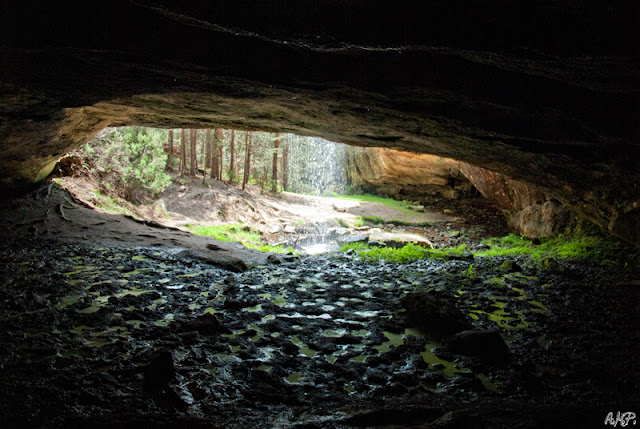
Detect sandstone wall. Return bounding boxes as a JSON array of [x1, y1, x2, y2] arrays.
[[344, 147, 473, 200]]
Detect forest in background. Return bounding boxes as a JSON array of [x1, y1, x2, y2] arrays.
[[74, 127, 348, 203]]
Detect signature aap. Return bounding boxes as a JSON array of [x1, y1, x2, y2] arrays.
[[605, 411, 636, 427]]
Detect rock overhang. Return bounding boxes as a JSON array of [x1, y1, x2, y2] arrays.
[[0, 1, 638, 242]]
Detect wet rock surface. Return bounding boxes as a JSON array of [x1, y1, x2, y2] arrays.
[[0, 237, 638, 428]]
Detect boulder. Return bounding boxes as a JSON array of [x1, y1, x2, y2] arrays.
[[499, 260, 522, 273], [400, 292, 472, 338], [176, 249, 248, 273], [446, 330, 510, 367], [511, 200, 576, 239], [369, 232, 434, 249]]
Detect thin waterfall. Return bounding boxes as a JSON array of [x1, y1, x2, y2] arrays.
[[285, 135, 347, 195]]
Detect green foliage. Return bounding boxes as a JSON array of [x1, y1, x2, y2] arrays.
[[91, 190, 136, 217], [84, 127, 172, 197], [462, 264, 477, 280], [353, 217, 366, 228], [474, 232, 636, 265], [340, 242, 455, 263]]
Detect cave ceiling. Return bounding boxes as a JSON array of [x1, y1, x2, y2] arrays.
[[1, 1, 639, 241]]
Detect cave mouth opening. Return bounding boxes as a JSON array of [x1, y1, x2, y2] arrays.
[[3, 133, 639, 428], [52, 125, 509, 256]]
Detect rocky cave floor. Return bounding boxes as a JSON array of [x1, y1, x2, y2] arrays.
[[0, 191, 639, 428]]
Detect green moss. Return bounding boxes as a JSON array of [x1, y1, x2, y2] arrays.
[[340, 242, 462, 263], [474, 233, 637, 266]]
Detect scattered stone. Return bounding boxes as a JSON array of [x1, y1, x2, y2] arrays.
[[499, 259, 522, 272], [401, 291, 472, 338], [337, 235, 369, 245], [284, 225, 296, 234], [439, 189, 460, 200], [223, 274, 236, 285], [241, 223, 252, 232], [446, 330, 510, 367], [540, 257, 566, 273], [408, 204, 425, 212], [332, 201, 357, 212], [443, 209, 454, 214], [269, 225, 281, 234], [267, 254, 281, 265], [206, 243, 221, 251], [181, 313, 230, 335], [355, 226, 370, 231]]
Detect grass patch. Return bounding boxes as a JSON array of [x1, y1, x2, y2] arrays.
[[361, 215, 385, 225], [340, 242, 469, 263], [188, 223, 262, 244], [188, 223, 296, 254], [245, 243, 296, 254], [91, 190, 137, 217], [474, 233, 636, 265], [330, 193, 412, 213], [334, 218, 349, 228]]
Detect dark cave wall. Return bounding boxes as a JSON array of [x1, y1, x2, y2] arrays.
[[0, 1, 638, 242]]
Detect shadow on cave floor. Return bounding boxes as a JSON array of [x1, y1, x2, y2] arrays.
[[0, 185, 638, 428]]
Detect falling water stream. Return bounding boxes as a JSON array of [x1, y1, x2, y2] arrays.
[[284, 136, 350, 254], [285, 136, 347, 195]]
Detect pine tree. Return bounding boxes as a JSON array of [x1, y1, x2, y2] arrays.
[[242, 131, 252, 190], [272, 132, 280, 191], [229, 130, 236, 183], [216, 129, 224, 179], [167, 129, 174, 170], [180, 129, 186, 176], [190, 129, 197, 176]]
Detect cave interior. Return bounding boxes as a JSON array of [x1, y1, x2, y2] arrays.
[[0, 2, 639, 428]]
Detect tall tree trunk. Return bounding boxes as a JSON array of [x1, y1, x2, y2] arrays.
[[229, 130, 236, 183], [242, 132, 251, 190], [282, 138, 288, 191], [190, 129, 197, 176], [216, 129, 224, 180], [207, 129, 215, 179], [180, 129, 186, 176], [205, 131, 211, 169], [202, 130, 207, 183], [272, 132, 280, 192], [167, 129, 174, 170]]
